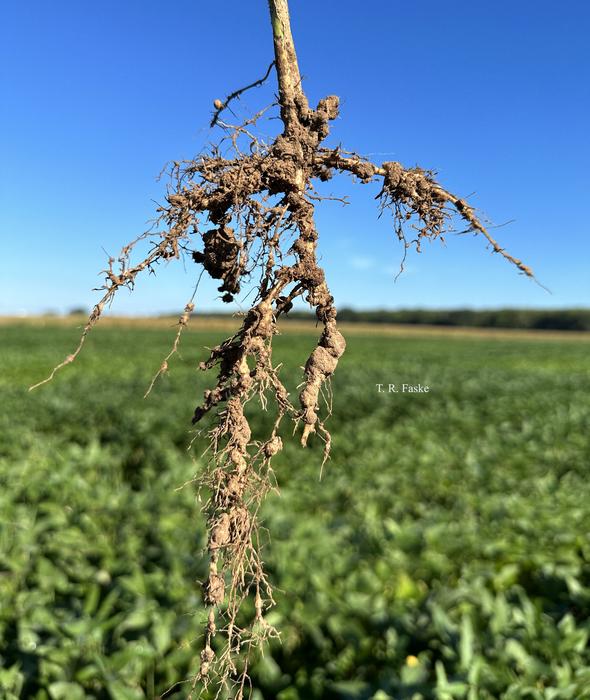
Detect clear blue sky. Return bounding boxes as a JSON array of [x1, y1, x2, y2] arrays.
[[2, 0, 589, 315]]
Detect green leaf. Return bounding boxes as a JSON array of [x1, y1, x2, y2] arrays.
[[460, 614, 474, 670], [48, 682, 86, 700], [107, 680, 145, 700]]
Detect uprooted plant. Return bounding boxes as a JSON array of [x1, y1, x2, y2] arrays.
[[32, 1, 537, 696]]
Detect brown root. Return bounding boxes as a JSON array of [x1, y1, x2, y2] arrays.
[[32, 2, 537, 695], [314, 148, 538, 281]]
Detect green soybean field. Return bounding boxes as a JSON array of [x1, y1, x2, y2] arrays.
[[1, 321, 589, 700]]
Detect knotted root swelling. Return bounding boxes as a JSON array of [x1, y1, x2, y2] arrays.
[[299, 319, 346, 446]]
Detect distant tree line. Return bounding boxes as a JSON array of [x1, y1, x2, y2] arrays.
[[282, 308, 590, 331]]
